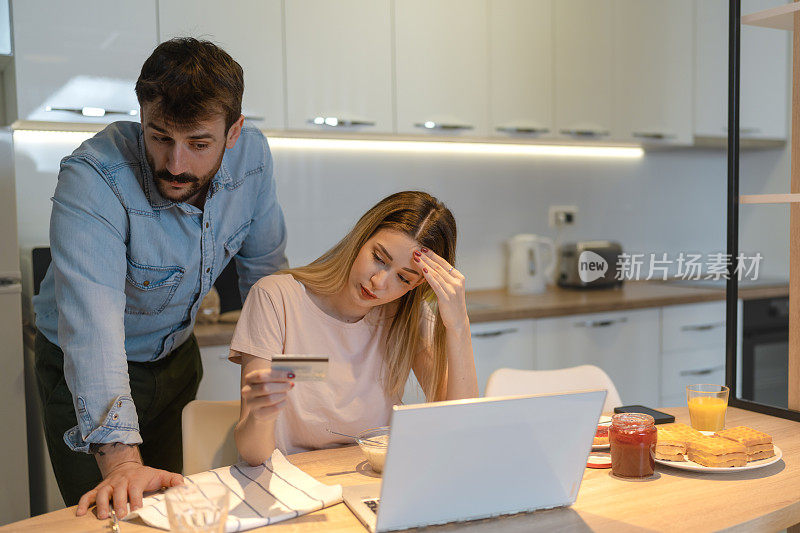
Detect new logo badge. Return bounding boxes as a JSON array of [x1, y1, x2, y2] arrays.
[[578, 251, 608, 283]]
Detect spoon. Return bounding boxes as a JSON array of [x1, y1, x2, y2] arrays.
[[328, 429, 387, 446]]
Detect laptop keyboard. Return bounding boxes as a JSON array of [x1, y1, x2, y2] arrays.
[[363, 499, 380, 514]]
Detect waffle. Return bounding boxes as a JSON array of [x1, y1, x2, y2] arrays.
[[686, 436, 747, 467], [715, 426, 774, 462], [655, 449, 685, 461], [658, 423, 705, 443], [655, 427, 688, 460]]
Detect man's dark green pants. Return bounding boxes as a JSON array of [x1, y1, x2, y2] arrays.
[[34, 331, 203, 506]]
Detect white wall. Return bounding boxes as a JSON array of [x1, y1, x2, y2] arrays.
[[13, 130, 788, 289]]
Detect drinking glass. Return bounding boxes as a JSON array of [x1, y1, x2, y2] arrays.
[[686, 384, 729, 431], [165, 482, 230, 533]]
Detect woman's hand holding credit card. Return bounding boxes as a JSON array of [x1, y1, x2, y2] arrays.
[[242, 355, 329, 420], [241, 367, 295, 421]]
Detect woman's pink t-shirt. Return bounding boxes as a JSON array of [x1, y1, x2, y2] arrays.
[[229, 273, 396, 454]]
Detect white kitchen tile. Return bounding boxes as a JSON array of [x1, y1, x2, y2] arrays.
[[13, 132, 789, 287]]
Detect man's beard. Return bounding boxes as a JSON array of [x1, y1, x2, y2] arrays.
[[149, 148, 225, 204]]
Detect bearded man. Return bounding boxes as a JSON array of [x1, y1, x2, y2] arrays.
[[32, 37, 288, 519]]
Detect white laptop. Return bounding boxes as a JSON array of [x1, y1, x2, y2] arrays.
[[343, 389, 606, 532]]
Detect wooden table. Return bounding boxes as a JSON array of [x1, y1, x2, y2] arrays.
[[4, 407, 799, 532]]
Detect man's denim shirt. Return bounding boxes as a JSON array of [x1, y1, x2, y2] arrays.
[[33, 121, 288, 453]]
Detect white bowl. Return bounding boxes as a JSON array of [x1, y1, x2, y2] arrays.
[[357, 426, 390, 473]]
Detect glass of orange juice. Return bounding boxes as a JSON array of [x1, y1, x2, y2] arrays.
[[686, 384, 729, 431]]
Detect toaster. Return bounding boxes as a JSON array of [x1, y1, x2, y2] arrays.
[[557, 241, 623, 289]]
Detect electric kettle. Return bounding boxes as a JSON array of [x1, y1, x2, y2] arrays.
[[506, 234, 556, 295]]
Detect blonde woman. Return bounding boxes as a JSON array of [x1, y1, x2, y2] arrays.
[[229, 191, 478, 465]]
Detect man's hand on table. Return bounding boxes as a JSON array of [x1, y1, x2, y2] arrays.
[[76, 443, 184, 519]]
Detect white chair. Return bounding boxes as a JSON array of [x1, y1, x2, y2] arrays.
[[181, 400, 240, 475], [484, 365, 623, 413]]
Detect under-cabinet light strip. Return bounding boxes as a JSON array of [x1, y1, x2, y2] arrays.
[[13, 129, 644, 159]]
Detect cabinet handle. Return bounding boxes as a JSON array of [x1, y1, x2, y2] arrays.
[[559, 128, 609, 138], [739, 127, 761, 135], [679, 365, 725, 377], [680, 322, 725, 332], [45, 106, 137, 118], [723, 127, 761, 135], [495, 126, 550, 135], [574, 317, 628, 328], [414, 121, 474, 131], [308, 117, 376, 127], [631, 131, 677, 140], [472, 327, 519, 338]]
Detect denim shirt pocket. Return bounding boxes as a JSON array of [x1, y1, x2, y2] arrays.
[[124, 256, 184, 315], [224, 220, 252, 258]]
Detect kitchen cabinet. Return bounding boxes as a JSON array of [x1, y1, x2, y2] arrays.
[[695, 0, 789, 142], [402, 318, 536, 404], [197, 345, 241, 402], [553, 0, 615, 142], [489, 0, 553, 139], [661, 301, 726, 353], [0, 0, 9, 56], [0, 58, 10, 126], [471, 319, 536, 396], [0, 0, 8, 125], [394, 0, 489, 137], [285, 0, 392, 134], [10, 0, 157, 124], [535, 308, 661, 407], [613, 0, 693, 146], [660, 301, 726, 407], [158, 0, 285, 130]]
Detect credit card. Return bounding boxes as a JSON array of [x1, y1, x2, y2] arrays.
[[270, 354, 329, 381]]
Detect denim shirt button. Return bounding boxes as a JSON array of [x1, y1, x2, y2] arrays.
[[143, 280, 150, 287], [205, 268, 210, 273], [117, 400, 122, 408], [112, 414, 119, 420]]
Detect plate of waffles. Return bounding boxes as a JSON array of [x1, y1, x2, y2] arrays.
[[654, 424, 782, 473]]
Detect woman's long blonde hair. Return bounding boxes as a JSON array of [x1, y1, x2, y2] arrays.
[[280, 191, 457, 403]]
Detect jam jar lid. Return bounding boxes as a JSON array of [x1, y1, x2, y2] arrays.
[[611, 412, 655, 428]]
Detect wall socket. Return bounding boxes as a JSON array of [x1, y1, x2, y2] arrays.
[[548, 205, 578, 228]]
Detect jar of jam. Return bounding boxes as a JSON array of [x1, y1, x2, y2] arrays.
[[609, 413, 657, 478]]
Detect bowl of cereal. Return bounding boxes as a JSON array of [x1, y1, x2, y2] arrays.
[[357, 426, 390, 473]]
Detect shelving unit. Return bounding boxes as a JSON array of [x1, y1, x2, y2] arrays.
[[729, 1, 800, 418], [741, 2, 800, 30]]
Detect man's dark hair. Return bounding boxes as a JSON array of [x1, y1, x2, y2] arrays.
[[135, 38, 244, 131]]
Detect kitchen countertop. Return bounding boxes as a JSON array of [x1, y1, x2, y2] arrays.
[[192, 279, 788, 347], [21, 280, 788, 350]]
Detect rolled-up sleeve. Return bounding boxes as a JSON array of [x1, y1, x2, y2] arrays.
[[235, 137, 288, 302], [50, 157, 141, 453]]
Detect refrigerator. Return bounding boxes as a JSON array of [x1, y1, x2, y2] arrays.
[[0, 127, 30, 525]]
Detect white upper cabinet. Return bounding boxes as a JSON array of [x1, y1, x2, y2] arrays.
[[695, 0, 788, 141], [489, 0, 553, 139], [285, 0, 392, 133], [553, 0, 615, 142], [0, 0, 10, 56], [158, 0, 285, 130], [613, 0, 693, 146], [10, 0, 157, 123], [395, 0, 489, 137]]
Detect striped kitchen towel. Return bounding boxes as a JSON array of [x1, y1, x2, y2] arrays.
[[124, 449, 342, 532]]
